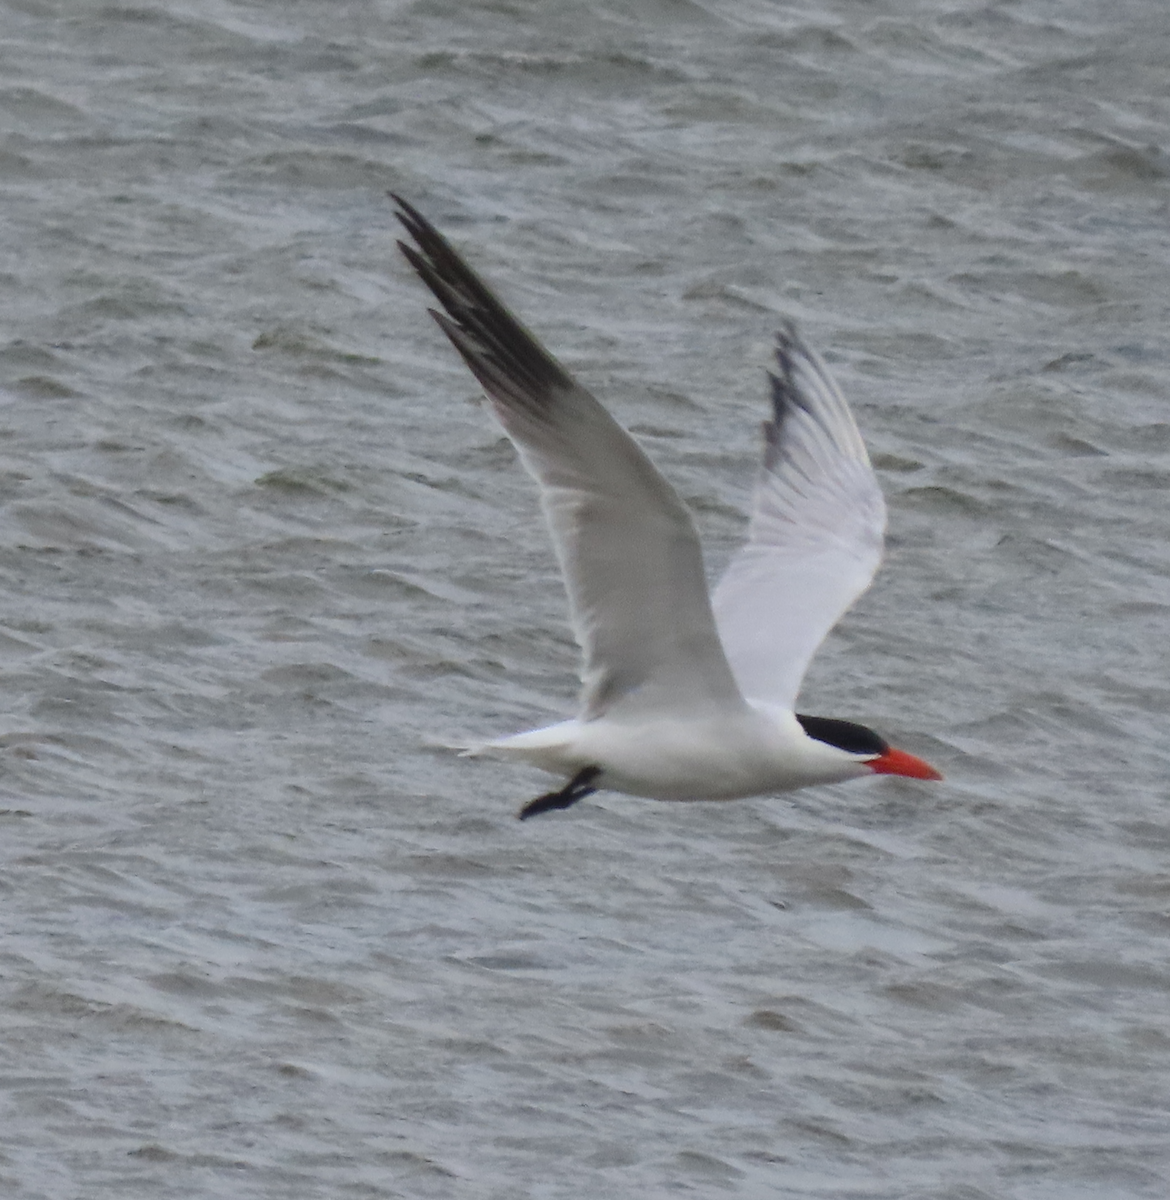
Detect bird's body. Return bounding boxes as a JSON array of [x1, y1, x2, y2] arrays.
[[482, 709, 871, 802], [393, 196, 942, 817]]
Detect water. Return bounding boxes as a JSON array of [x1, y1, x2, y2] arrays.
[[2, 1, 1170, 1196]]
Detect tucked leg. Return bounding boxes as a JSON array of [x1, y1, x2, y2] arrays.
[[517, 765, 601, 821]]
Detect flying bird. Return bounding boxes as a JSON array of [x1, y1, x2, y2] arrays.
[[393, 195, 942, 820]]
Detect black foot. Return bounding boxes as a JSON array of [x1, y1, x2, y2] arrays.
[[517, 766, 601, 821]]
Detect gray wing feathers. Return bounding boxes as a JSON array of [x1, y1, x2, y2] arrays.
[[394, 196, 744, 720], [712, 323, 886, 712]]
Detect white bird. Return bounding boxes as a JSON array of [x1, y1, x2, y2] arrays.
[[393, 196, 942, 819]]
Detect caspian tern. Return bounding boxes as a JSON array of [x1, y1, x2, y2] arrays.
[[393, 196, 942, 820]]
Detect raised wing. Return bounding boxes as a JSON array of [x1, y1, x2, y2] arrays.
[[712, 323, 886, 713], [393, 195, 744, 721]]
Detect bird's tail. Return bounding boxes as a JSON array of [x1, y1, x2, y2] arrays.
[[419, 735, 490, 757]]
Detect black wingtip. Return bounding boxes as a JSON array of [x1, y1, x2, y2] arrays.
[[391, 193, 577, 404], [772, 320, 805, 382], [389, 191, 421, 225], [775, 316, 800, 343], [761, 321, 818, 467], [769, 321, 817, 422], [395, 237, 428, 279], [390, 193, 451, 264]]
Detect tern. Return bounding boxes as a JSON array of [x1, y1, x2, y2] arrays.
[[393, 196, 942, 819]]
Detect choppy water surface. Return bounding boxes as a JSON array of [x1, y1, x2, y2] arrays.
[[2, 1, 1170, 1196]]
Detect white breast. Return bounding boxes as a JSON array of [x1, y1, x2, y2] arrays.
[[479, 708, 873, 802]]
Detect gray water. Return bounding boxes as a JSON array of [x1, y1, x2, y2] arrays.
[[2, 1, 1170, 1196]]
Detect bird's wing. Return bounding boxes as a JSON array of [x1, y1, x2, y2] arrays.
[[711, 323, 886, 713], [393, 196, 744, 721]]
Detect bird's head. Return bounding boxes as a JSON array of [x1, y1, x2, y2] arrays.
[[796, 714, 943, 781]]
